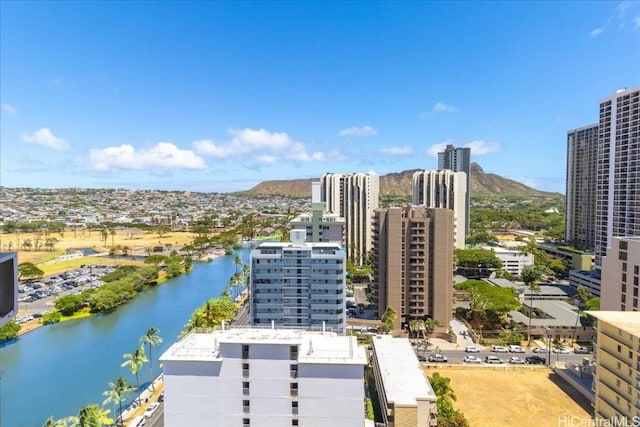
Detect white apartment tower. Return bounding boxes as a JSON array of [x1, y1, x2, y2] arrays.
[[320, 172, 379, 265], [411, 169, 467, 249], [250, 230, 347, 332], [594, 87, 640, 268], [160, 327, 367, 427], [565, 124, 599, 250], [438, 144, 471, 235]]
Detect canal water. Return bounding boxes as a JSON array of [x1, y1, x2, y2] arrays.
[[0, 246, 252, 427]]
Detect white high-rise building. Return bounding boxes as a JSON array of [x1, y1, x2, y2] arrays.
[[568, 87, 640, 297], [320, 172, 379, 265], [160, 327, 367, 427], [411, 169, 467, 249], [250, 230, 346, 332], [594, 87, 640, 268]]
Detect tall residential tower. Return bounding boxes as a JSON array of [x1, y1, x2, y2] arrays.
[[320, 172, 379, 265], [438, 144, 471, 235], [412, 169, 467, 249]]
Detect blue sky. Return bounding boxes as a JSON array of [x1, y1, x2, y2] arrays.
[[1, 1, 639, 194]]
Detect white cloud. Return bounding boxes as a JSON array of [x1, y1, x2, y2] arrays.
[[380, 146, 413, 155], [590, 27, 604, 37], [194, 127, 335, 165], [426, 139, 454, 157], [89, 142, 207, 172], [19, 128, 70, 150], [426, 139, 500, 158], [634, 15, 640, 29], [432, 102, 458, 113], [338, 126, 378, 137], [2, 103, 17, 116], [464, 140, 501, 155]]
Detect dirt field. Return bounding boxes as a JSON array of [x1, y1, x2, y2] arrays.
[[424, 368, 592, 427], [1, 230, 196, 266]]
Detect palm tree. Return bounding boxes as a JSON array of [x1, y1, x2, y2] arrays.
[[140, 327, 163, 391], [103, 377, 135, 426], [571, 285, 591, 347], [234, 255, 242, 274], [77, 404, 111, 427], [121, 346, 148, 405], [522, 265, 543, 347], [424, 318, 441, 346], [110, 229, 116, 247], [381, 306, 397, 333]]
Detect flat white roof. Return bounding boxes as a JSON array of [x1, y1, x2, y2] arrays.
[[587, 311, 640, 337], [161, 327, 367, 365], [372, 335, 436, 405]]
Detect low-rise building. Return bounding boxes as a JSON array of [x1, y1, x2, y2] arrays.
[[370, 334, 437, 426], [160, 327, 367, 427], [483, 246, 534, 277]]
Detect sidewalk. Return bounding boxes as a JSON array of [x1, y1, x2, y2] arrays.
[[118, 375, 164, 426]]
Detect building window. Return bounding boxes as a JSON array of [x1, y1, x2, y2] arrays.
[[292, 420, 299, 426], [292, 401, 299, 415], [242, 344, 249, 359], [290, 345, 298, 361], [243, 400, 250, 414], [243, 363, 250, 378], [290, 383, 298, 397], [243, 419, 250, 426], [290, 364, 298, 379], [243, 381, 250, 396]]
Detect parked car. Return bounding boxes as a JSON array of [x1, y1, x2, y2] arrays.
[[463, 355, 482, 364], [144, 402, 159, 419], [533, 347, 547, 353], [552, 346, 570, 354], [491, 345, 508, 353], [417, 354, 427, 362], [526, 355, 546, 364], [574, 346, 591, 354], [427, 354, 448, 363], [508, 345, 525, 353], [485, 355, 503, 364], [464, 345, 480, 353], [509, 356, 526, 364]]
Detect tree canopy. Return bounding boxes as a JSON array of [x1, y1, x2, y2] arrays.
[[455, 249, 502, 278]]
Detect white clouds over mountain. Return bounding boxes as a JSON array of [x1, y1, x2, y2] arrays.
[[90, 142, 206, 172], [338, 126, 378, 137], [194, 128, 334, 165], [19, 128, 69, 150]]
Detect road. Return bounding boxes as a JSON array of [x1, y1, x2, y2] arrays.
[[417, 347, 591, 366]]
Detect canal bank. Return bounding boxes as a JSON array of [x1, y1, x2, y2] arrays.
[[0, 246, 252, 427]]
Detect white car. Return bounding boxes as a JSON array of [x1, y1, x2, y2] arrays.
[[552, 347, 570, 354], [509, 356, 526, 364], [464, 346, 480, 353], [463, 355, 482, 364], [144, 402, 160, 419], [533, 347, 547, 353], [491, 345, 508, 353]]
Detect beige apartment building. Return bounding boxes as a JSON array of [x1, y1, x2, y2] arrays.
[[587, 311, 640, 424], [372, 206, 454, 330], [602, 236, 640, 311], [370, 334, 437, 427]]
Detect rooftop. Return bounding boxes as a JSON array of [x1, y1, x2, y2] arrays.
[[586, 311, 640, 337], [371, 334, 436, 405], [160, 327, 367, 365]]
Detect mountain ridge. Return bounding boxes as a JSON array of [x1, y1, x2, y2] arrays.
[[241, 162, 563, 198]]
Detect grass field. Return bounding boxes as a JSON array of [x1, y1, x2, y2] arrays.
[[424, 368, 592, 427], [1, 230, 196, 272]]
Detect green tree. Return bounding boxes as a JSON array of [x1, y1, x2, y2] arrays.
[[55, 294, 84, 316], [571, 285, 591, 346], [381, 306, 397, 332], [0, 320, 21, 344], [521, 265, 543, 346], [103, 377, 135, 426], [455, 249, 502, 278], [121, 346, 148, 405], [18, 262, 44, 280], [144, 255, 168, 266], [77, 404, 111, 427], [42, 311, 62, 324], [110, 229, 116, 247], [428, 372, 470, 427], [585, 297, 600, 311], [140, 327, 163, 391]]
